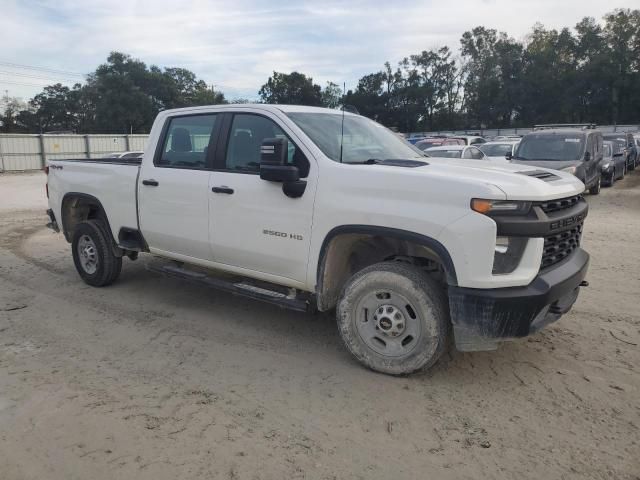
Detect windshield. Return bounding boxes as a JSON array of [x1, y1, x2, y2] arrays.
[[480, 143, 515, 156], [426, 149, 462, 158], [286, 112, 425, 163], [515, 133, 585, 161]]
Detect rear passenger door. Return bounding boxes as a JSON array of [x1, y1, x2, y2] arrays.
[[138, 113, 220, 260]]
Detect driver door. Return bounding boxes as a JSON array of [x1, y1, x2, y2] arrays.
[[208, 111, 317, 284]]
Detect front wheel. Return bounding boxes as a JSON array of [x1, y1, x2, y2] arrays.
[[337, 261, 449, 375], [589, 175, 601, 195], [604, 171, 614, 187], [72, 220, 122, 287]]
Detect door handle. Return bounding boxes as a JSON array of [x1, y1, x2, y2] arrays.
[[212, 186, 234, 194], [142, 179, 159, 186]]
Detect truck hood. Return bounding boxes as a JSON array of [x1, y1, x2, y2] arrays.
[[403, 157, 586, 201]]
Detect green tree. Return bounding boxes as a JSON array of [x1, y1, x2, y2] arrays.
[[321, 81, 342, 109], [259, 71, 323, 106], [603, 8, 640, 123]]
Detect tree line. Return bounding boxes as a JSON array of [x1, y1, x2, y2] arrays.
[[1, 8, 638, 134]]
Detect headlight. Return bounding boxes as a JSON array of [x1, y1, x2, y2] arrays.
[[492, 236, 528, 274], [470, 199, 531, 216], [601, 162, 611, 170], [561, 166, 577, 174]]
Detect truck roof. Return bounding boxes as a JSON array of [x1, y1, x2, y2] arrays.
[[160, 104, 353, 117]]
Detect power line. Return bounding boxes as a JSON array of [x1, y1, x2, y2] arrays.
[[0, 61, 85, 77], [0, 70, 84, 82], [0, 79, 56, 88]]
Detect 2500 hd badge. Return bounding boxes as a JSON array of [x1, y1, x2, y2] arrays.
[[263, 229, 303, 241]]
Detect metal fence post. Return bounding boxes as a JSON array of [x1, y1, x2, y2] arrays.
[[84, 135, 91, 159], [125, 135, 131, 151], [38, 134, 46, 168]]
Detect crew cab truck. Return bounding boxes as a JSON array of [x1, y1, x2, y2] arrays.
[[45, 105, 590, 375]]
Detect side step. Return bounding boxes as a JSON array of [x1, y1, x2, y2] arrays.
[[147, 263, 311, 313]]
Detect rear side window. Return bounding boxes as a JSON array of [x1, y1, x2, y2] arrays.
[[158, 114, 218, 169]]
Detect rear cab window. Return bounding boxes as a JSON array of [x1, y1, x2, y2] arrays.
[[157, 114, 218, 169]]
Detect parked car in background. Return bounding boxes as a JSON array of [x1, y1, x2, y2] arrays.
[[449, 135, 486, 146], [602, 133, 637, 171], [425, 145, 487, 160], [479, 141, 519, 162], [601, 140, 626, 186], [406, 134, 427, 145], [510, 128, 603, 195], [491, 135, 522, 141], [415, 137, 465, 151], [102, 151, 144, 160]]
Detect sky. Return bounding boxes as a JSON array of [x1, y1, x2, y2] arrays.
[[0, 0, 638, 103]]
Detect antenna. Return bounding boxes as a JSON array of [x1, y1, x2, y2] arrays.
[[339, 82, 346, 164]]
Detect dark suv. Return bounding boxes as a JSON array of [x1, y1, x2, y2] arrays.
[[509, 128, 603, 194], [603, 132, 637, 171]]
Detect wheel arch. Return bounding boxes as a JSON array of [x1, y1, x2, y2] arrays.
[[315, 225, 457, 312], [61, 192, 115, 244]]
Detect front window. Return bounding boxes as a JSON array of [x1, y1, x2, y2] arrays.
[[515, 133, 585, 161], [286, 112, 425, 164]]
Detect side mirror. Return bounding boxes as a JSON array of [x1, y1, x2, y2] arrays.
[[260, 137, 299, 183], [259, 137, 306, 198], [505, 151, 513, 160], [584, 151, 591, 162]]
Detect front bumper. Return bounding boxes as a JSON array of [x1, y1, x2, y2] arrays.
[[448, 248, 589, 351]]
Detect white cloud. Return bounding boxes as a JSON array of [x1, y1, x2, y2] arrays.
[[1, 0, 637, 101]]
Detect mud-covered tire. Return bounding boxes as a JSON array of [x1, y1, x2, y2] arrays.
[[71, 220, 122, 287], [337, 261, 450, 375]]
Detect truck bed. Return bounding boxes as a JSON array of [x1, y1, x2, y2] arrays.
[[47, 159, 141, 242]]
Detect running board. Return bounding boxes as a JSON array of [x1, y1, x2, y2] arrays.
[[147, 263, 311, 313]]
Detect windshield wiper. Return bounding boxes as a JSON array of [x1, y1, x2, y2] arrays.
[[344, 158, 382, 164]]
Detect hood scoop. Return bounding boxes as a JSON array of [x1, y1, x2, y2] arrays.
[[378, 159, 428, 168], [515, 169, 560, 182]]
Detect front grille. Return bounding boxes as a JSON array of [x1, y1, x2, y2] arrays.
[[541, 223, 583, 269], [536, 194, 583, 214]]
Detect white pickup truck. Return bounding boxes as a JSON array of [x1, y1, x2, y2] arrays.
[[45, 104, 590, 375]]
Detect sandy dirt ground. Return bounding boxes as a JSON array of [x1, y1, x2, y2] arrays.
[[0, 171, 638, 480]]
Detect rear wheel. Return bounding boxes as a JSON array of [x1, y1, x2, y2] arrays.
[[72, 220, 122, 287], [337, 261, 449, 375], [589, 175, 601, 195]]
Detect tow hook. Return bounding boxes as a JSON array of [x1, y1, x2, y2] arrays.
[[579, 280, 589, 287]]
